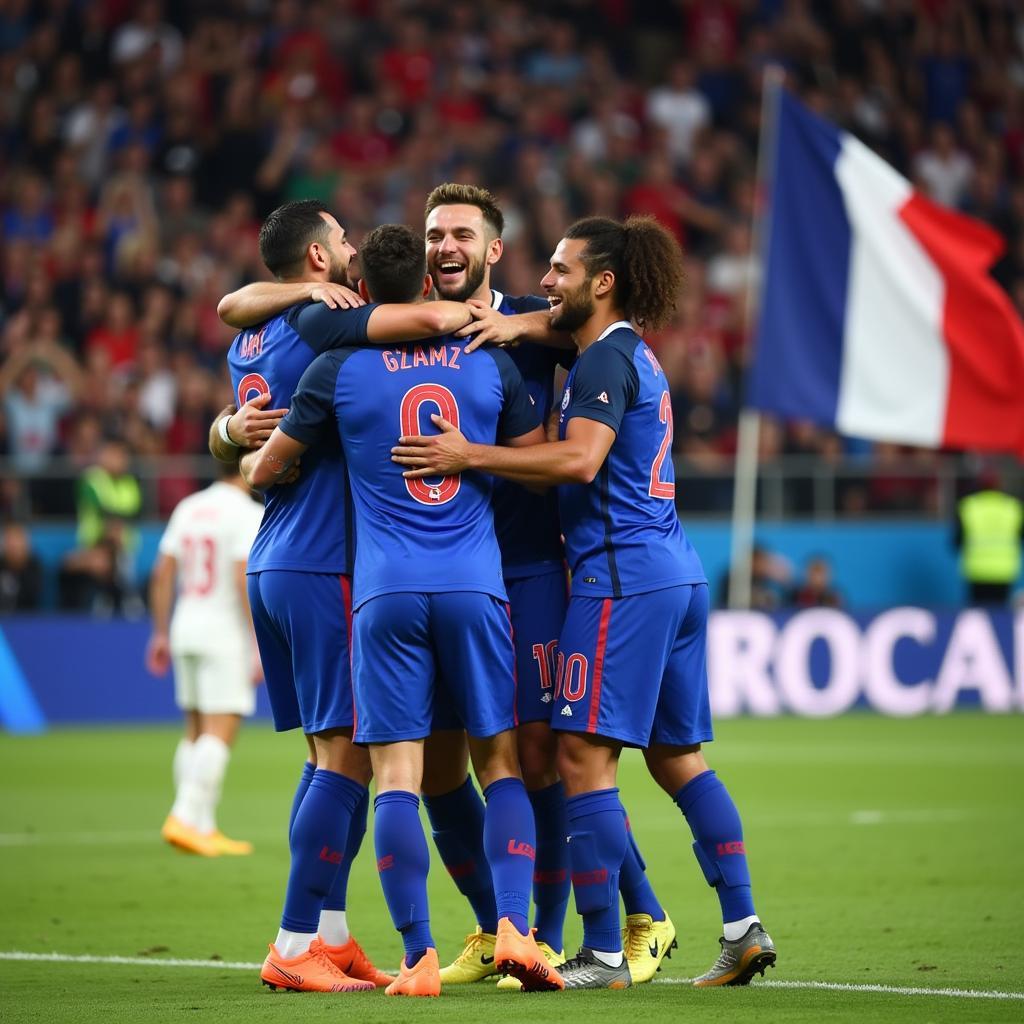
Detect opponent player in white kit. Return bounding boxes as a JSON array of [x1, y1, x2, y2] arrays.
[[146, 463, 264, 857]]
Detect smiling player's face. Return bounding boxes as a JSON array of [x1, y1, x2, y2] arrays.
[[425, 204, 495, 302], [541, 237, 595, 332], [319, 212, 357, 287]]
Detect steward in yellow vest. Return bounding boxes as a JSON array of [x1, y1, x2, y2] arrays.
[[955, 487, 1023, 606], [76, 440, 142, 549]]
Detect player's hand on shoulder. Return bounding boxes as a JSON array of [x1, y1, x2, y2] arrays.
[[392, 414, 470, 477], [458, 300, 519, 352], [310, 282, 365, 310], [230, 392, 289, 448], [145, 634, 171, 676]]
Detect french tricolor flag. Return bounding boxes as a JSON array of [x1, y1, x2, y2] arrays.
[[750, 89, 1024, 456]]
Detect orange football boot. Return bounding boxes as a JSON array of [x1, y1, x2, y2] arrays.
[[260, 938, 376, 993], [161, 815, 219, 857], [494, 918, 564, 992], [321, 935, 395, 987], [209, 830, 253, 856], [384, 948, 441, 997]]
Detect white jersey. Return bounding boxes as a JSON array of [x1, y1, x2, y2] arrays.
[[159, 481, 264, 653]]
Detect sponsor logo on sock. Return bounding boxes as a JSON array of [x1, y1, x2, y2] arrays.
[[716, 841, 746, 856], [507, 839, 536, 860], [445, 858, 476, 879], [533, 868, 568, 884], [571, 868, 608, 886], [376, 854, 394, 871], [319, 845, 343, 865], [560, 705, 573, 717]]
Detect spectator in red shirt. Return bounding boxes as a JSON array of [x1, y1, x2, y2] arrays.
[[377, 17, 435, 107], [85, 291, 139, 371]]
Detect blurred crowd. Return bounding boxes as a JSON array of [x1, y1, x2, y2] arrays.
[[2, 0, 1024, 531]]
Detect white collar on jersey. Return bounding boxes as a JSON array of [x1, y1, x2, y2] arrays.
[[490, 289, 504, 310], [596, 319, 632, 342]]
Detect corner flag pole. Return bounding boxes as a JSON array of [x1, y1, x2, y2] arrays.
[[727, 65, 785, 609]]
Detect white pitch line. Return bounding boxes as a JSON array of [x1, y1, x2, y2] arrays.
[[654, 977, 1024, 1000], [0, 951, 262, 970], [1, 951, 1022, 1001], [0, 809, 975, 848]]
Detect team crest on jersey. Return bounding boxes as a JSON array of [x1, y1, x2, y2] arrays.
[[561, 387, 571, 410]]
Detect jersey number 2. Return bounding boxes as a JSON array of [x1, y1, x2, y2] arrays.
[[649, 391, 675, 499], [400, 383, 461, 505]]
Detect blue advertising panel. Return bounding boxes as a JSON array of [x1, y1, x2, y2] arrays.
[[1, 611, 1020, 731]]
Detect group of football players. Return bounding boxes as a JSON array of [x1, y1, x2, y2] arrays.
[[154, 182, 776, 996]]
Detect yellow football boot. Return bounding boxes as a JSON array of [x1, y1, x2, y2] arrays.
[[623, 912, 677, 983], [437, 926, 498, 984]]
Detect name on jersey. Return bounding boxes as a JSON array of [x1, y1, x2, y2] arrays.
[[239, 326, 266, 360], [381, 344, 462, 373]]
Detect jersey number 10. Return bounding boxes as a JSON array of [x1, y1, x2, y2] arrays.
[[400, 383, 462, 506]]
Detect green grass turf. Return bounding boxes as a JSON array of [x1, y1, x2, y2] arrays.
[[1, 713, 1023, 1023]]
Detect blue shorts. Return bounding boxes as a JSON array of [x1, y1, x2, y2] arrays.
[[351, 591, 515, 744], [248, 570, 354, 734], [507, 568, 569, 725], [552, 583, 713, 748]]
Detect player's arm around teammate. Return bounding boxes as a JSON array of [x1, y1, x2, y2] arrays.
[[210, 302, 477, 464], [396, 216, 776, 990]]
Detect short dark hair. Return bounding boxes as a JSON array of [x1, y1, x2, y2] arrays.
[[360, 224, 426, 303], [564, 215, 684, 331], [258, 200, 332, 278], [424, 183, 504, 239]]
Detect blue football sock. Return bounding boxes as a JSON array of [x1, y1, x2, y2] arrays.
[[322, 784, 368, 913], [423, 776, 498, 933], [287, 761, 316, 840], [280, 769, 364, 933], [674, 770, 757, 924], [482, 777, 536, 935], [375, 790, 434, 963], [618, 804, 665, 921], [528, 781, 570, 951], [566, 788, 627, 953]]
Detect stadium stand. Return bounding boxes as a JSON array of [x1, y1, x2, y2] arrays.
[[1, 0, 1022, 594]]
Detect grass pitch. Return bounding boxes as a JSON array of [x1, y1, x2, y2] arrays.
[[1, 713, 1022, 1023]]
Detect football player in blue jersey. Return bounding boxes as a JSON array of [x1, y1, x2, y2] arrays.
[[393, 215, 777, 990], [215, 185, 674, 986], [420, 184, 674, 987], [243, 224, 562, 996], [209, 200, 479, 993]]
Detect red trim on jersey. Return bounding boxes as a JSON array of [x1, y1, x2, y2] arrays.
[[340, 574, 356, 733], [506, 601, 518, 728], [587, 599, 612, 733]]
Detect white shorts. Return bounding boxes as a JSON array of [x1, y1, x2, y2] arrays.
[[171, 646, 256, 717]]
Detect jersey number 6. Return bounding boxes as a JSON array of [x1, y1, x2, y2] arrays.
[[400, 383, 462, 506]]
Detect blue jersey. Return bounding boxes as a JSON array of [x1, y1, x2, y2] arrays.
[[557, 321, 706, 598], [227, 301, 377, 575], [491, 290, 574, 578], [279, 338, 540, 609]]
